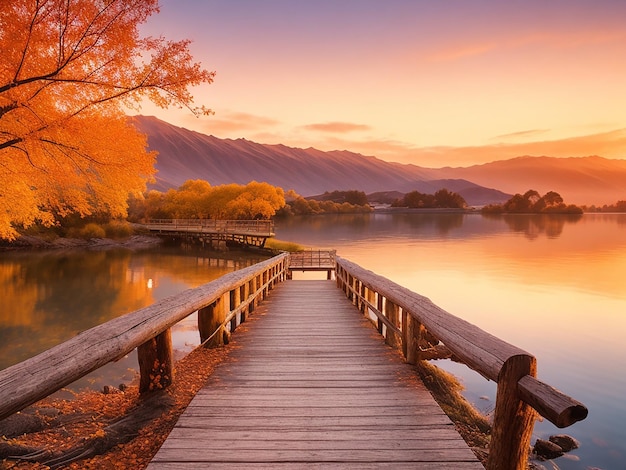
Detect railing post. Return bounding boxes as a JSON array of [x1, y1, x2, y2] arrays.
[[248, 278, 256, 313], [137, 328, 173, 393], [240, 283, 248, 322], [359, 283, 367, 314], [230, 287, 241, 332], [403, 312, 422, 364], [376, 294, 384, 334], [198, 292, 228, 347], [366, 288, 376, 320], [487, 355, 538, 470], [262, 271, 268, 298], [384, 299, 400, 348]]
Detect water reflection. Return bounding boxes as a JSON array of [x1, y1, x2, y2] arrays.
[[0, 247, 264, 372], [483, 213, 583, 239]]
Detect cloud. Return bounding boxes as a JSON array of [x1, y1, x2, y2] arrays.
[[427, 28, 626, 63], [183, 110, 280, 135], [492, 129, 551, 141], [300, 122, 372, 134]]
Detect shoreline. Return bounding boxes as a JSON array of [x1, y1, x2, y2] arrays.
[[0, 234, 163, 252]]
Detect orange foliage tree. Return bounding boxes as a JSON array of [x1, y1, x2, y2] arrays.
[[138, 180, 286, 220], [0, 0, 215, 239]]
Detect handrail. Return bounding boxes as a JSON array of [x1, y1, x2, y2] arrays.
[[0, 253, 289, 422], [145, 219, 275, 236], [288, 249, 336, 268], [334, 256, 587, 470]]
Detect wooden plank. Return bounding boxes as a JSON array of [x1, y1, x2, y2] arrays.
[[147, 463, 484, 470], [160, 427, 466, 442], [148, 280, 481, 468], [149, 448, 479, 463]]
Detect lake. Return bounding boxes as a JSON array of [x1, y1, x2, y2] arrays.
[[1, 213, 624, 469], [275, 212, 626, 470]]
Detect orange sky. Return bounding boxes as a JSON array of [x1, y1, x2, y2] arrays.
[[137, 0, 626, 167]]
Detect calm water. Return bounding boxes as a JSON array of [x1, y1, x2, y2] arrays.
[[0, 246, 265, 391], [276, 213, 626, 470], [1, 214, 625, 469]]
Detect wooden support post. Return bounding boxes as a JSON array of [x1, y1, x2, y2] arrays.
[[248, 279, 256, 313], [349, 275, 356, 304], [403, 312, 422, 364], [335, 266, 341, 288], [198, 293, 228, 348], [137, 328, 173, 393], [377, 294, 384, 334], [239, 284, 248, 323], [359, 283, 367, 314], [366, 288, 376, 320], [487, 355, 538, 470], [385, 299, 400, 348], [230, 287, 240, 332]]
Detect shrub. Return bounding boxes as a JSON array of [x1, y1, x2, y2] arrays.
[[77, 223, 106, 239], [104, 220, 134, 238]]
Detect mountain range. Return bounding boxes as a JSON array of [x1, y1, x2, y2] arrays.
[[132, 115, 626, 206]]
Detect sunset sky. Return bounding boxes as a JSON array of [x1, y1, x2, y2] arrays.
[[138, 0, 626, 167]]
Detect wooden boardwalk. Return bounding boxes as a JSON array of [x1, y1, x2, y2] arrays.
[[147, 280, 483, 469]]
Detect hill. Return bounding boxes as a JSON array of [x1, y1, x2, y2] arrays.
[[427, 156, 626, 205], [132, 116, 626, 206]]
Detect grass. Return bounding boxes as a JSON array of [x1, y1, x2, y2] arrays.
[[264, 238, 306, 252], [414, 360, 491, 463]]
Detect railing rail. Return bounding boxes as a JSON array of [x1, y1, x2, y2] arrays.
[[145, 219, 275, 236], [334, 256, 587, 470], [0, 253, 289, 422], [288, 249, 336, 268]]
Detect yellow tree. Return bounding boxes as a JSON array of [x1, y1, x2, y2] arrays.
[[0, 0, 215, 239], [172, 179, 212, 218], [225, 181, 285, 219]]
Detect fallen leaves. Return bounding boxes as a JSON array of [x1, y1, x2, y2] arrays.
[[1, 345, 229, 469]]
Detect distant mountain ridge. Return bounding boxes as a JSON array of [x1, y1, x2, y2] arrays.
[[132, 116, 626, 206]]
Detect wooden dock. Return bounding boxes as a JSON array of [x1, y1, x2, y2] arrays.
[[144, 219, 275, 248], [147, 280, 483, 469]]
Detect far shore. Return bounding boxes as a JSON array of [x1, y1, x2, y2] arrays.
[[0, 234, 163, 252]]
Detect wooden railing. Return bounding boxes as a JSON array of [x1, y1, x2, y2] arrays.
[[0, 253, 289, 421], [145, 219, 275, 236], [288, 249, 336, 269], [335, 256, 588, 470], [287, 250, 336, 281]]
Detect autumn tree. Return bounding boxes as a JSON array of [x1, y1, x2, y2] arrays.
[[391, 188, 466, 209], [482, 190, 582, 214], [0, 0, 214, 239], [138, 181, 286, 221]]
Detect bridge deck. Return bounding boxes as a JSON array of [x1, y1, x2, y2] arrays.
[[147, 280, 483, 469]]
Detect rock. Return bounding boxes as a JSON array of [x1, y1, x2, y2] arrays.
[[549, 434, 579, 452], [103, 385, 121, 394], [533, 438, 564, 460]]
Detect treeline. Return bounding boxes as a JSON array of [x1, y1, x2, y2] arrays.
[[391, 189, 467, 209], [581, 200, 626, 212], [128, 181, 373, 222], [277, 190, 371, 216], [482, 190, 583, 214], [129, 180, 285, 221]]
